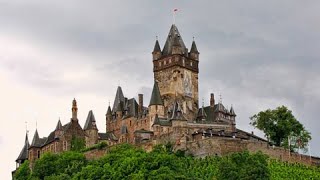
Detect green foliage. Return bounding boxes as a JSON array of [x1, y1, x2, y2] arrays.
[[70, 136, 85, 152], [217, 151, 269, 180], [14, 160, 31, 180], [32, 153, 59, 179], [80, 141, 108, 152], [18, 144, 320, 180], [250, 105, 311, 151]]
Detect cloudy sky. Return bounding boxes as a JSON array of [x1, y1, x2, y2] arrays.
[[1, 0, 320, 178]]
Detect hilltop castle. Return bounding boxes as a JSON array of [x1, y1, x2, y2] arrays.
[[15, 24, 318, 171]]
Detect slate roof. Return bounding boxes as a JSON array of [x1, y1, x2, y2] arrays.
[[30, 129, 42, 147], [55, 119, 62, 131], [98, 132, 118, 141], [152, 114, 172, 127], [149, 81, 163, 106], [123, 98, 139, 118], [153, 40, 161, 53], [162, 24, 187, 56], [134, 129, 154, 134], [190, 40, 199, 54], [16, 132, 30, 162], [112, 86, 125, 113], [84, 110, 97, 130], [106, 105, 112, 115]]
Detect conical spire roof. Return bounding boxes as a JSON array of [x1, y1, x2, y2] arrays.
[[149, 81, 163, 106], [106, 105, 112, 115], [16, 132, 30, 162], [55, 119, 62, 131], [31, 129, 41, 147], [84, 110, 97, 130], [112, 86, 125, 113], [190, 40, 199, 54], [162, 24, 187, 56], [230, 106, 236, 116], [153, 40, 161, 53]]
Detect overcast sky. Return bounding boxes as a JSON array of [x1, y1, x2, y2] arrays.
[[1, 1, 320, 178]]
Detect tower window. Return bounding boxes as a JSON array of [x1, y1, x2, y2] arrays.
[[190, 62, 193, 66]]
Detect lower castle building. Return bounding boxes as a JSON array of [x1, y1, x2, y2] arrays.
[[14, 24, 319, 172]]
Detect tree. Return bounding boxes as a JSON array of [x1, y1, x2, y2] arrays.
[[70, 136, 85, 152], [217, 151, 269, 180], [14, 161, 31, 180], [250, 105, 311, 151]]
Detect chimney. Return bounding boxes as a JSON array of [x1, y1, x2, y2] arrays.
[[210, 93, 215, 107], [138, 94, 143, 115]]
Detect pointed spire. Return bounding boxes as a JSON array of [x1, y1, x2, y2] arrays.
[[162, 24, 187, 56], [153, 39, 161, 53], [84, 110, 98, 130], [230, 105, 236, 116], [106, 105, 112, 115], [55, 118, 62, 131], [190, 39, 199, 54], [16, 132, 30, 162], [149, 81, 163, 106], [112, 86, 125, 113], [31, 129, 41, 147]]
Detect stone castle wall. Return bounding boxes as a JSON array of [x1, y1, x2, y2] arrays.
[[186, 137, 319, 166]]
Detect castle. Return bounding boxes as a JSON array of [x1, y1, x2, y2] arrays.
[[15, 24, 319, 170]]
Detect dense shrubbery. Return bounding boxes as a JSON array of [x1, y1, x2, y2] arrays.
[[14, 144, 320, 180]]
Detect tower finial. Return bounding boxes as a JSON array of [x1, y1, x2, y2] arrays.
[[173, 8, 178, 24], [202, 98, 204, 107], [25, 121, 28, 134], [193, 36, 195, 41], [156, 36, 158, 40], [219, 93, 222, 103]]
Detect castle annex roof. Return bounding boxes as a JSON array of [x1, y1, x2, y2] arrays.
[[106, 105, 112, 115], [149, 81, 163, 106]]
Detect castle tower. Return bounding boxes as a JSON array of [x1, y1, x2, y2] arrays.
[[84, 110, 99, 147], [71, 98, 78, 122], [106, 105, 112, 132], [152, 24, 199, 121], [28, 129, 41, 168]]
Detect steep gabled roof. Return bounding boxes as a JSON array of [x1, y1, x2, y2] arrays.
[[16, 132, 30, 162], [84, 110, 97, 130], [149, 81, 163, 106], [112, 86, 125, 113], [162, 24, 187, 56]]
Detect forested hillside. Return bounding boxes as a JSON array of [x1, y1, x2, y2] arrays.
[[14, 144, 320, 180]]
